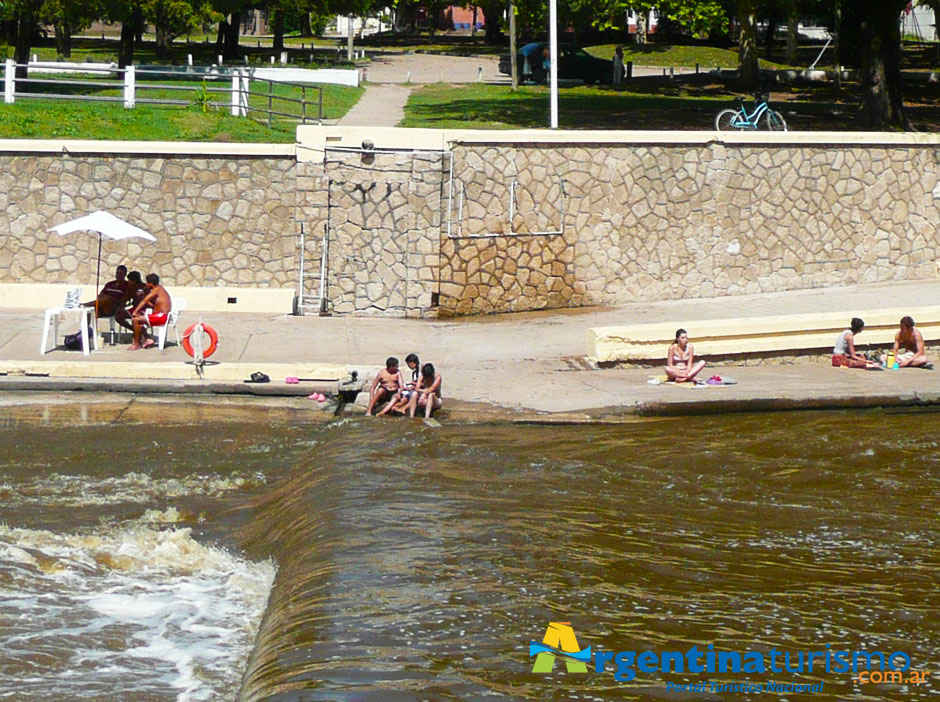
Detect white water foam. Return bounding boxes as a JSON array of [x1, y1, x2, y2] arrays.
[[0, 523, 275, 701], [0, 470, 267, 508]]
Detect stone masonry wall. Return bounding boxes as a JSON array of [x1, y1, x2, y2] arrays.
[[4, 138, 939, 318], [439, 141, 940, 315], [295, 149, 444, 317], [0, 153, 297, 288]]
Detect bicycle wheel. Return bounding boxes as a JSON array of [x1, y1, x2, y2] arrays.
[[763, 109, 787, 131], [715, 109, 738, 131]]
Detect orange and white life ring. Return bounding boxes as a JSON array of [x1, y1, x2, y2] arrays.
[[182, 323, 219, 359]]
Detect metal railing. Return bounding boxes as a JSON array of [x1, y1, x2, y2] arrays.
[[2, 59, 323, 126], [241, 72, 324, 127]]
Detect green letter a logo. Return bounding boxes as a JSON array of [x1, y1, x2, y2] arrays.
[[531, 622, 588, 673]]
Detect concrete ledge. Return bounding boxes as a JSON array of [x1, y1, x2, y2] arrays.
[[0, 359, 356, 382], [0, 140, 296, 157], [590, 307, 940, 362], [0, 284, 296, 314], [0, 375, 344, 399], [632, 392, 939, 417], [296, 126, 940, 157]]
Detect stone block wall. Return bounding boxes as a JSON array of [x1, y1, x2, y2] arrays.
[[295, 149, 445, 317], [439, 140, 940, 315], [0, 152, 297, 288], [4, 134, 939, 318]]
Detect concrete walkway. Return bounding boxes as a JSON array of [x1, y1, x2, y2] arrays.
[[363, 53, 502, 84], [338, 84, 411, 127], [5, 279, 940, 417]]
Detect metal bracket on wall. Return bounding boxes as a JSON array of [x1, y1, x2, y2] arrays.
[[445, 177, 568, 239]]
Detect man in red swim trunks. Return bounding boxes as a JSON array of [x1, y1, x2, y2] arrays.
[[129, 273, 172, 350]]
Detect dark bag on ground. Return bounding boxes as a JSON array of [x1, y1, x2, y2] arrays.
[[63, 327, 95, 351]]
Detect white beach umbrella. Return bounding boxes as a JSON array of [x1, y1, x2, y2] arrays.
[[48, 211, 157, 306]]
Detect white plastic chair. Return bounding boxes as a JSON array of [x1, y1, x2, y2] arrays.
[[146, 297, 186, 350], [40, 287, 98, 356]]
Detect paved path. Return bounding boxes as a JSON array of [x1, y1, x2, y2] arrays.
[[364, 53, 503, 84], [5, 279, 940, 416], [338, 84, 411, 126], [360, 52, 702, 85]]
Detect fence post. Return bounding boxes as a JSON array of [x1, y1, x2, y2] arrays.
[[123, 65, 135, 109], [4, 59, 14, 104], [231, 70, 240, 116], [267, 79, 273, 126], [241, 71, 250, 116]]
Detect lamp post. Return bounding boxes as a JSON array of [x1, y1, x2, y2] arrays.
[[549, 0, 558, 127]]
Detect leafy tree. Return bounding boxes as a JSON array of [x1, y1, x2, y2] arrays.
[[144, 0, 212, 58], [856, 0, 909, 129], [100, 0, 146, 67], [212, 0, 251, 60], [1, 0, 44, 77], [42, 0, 97, 58]]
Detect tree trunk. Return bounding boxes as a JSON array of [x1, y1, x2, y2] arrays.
[[785, 3, 797, 66], [763, 9, 778, 47], [300, 12, 312, 37], [859, 0, 909, 129], [223, 12, 240, 61], [155, 7, 170, 59], [14, 10, 35, 79], [119, 19, 135, 68], [737, 0, 760, 91], [134, 7, 144, 46], [272, 8, 285, 53], [216, 18, 227, 50], [471, 5, 478, 36], [55, 20, 73, 58], [155, 22, 168, 59], [635, 12, 646, 45], [482, 0, 502, 45]]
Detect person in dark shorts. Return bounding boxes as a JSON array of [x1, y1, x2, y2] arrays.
[[366, 357, 405, 416]]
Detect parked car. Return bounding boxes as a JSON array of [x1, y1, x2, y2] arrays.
[[498, 42, 613, 85]]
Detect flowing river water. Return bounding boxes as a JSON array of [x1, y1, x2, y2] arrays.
[[0, 399, 938, 701]]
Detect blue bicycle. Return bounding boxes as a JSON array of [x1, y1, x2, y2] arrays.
[[715, 94, 787, 131]]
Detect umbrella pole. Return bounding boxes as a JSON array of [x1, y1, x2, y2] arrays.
[[95, 235, 102, 322]]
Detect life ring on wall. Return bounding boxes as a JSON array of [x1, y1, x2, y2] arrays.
[[182, 323, 219, 359]]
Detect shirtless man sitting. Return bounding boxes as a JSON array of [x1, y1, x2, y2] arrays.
[[891, 316, 930, 368], [82, 265, 130, 319], [366, 357, 405, 416], [129, 273, 171, 350]]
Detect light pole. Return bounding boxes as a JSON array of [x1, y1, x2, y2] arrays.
[[549, 0, 558, 127]]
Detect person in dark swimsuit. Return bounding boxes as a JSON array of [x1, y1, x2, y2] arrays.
[[409, 363, 443, 418], [366, 357, 405, 416]]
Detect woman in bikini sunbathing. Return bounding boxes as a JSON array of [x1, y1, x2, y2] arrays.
[[665, 328, 707, 383]]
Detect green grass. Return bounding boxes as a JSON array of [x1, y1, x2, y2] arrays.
[[586, 43, 789, 69], [401, 83, 728, 130], [0, 82, 363, 141]]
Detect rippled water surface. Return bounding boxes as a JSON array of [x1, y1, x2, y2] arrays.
[[1, 404, 938, 701]]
